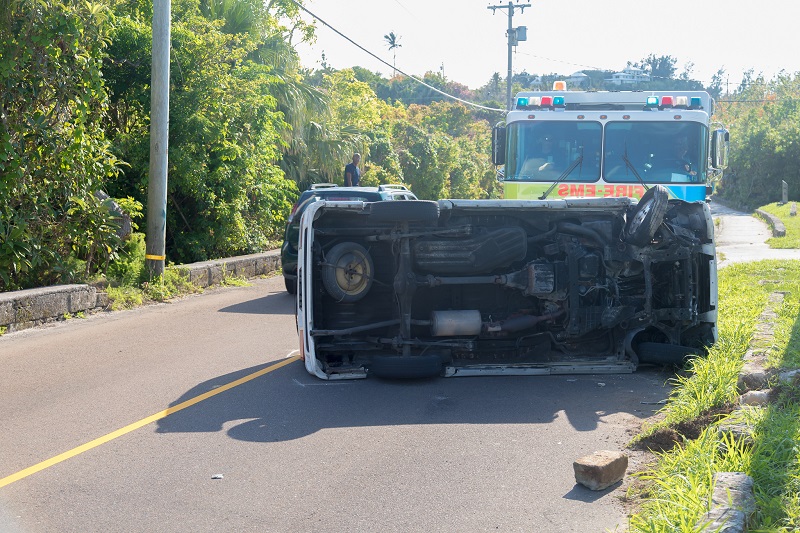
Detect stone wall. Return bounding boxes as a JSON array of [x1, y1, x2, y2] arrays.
[[0, 250, 280, 334]]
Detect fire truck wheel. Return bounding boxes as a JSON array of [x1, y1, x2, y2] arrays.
[[624, 185, 668, 246], [321, 242, 374, 302], [369, 200, 439, 222]]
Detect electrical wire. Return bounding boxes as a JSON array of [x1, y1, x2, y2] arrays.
[[288, 0, 506, 113]]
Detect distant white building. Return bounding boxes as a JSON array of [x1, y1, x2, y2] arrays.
[[566, 71, 589, 88], [605, 67, 650, 86]]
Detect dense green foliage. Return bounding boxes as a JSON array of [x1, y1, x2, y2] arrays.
[[714, 72, 800, 208], [106, 0, 297, 262], [0, 0, 123, 290]]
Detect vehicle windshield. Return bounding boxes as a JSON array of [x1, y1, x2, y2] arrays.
[[505, 120, 708, 186], [505, 121, 602, 182], [603, 121, 708, 183]]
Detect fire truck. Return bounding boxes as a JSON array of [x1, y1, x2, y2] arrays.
[[494, 82, 728, 201]]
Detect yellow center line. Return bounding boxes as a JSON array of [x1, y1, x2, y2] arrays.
[[0, 355, 301, 489]]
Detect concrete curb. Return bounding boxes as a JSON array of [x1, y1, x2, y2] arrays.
[[0, 250, 280, 334], [699, 289, 791, 531], [754, 209, 786, 237], [698, 472, 756, 532]]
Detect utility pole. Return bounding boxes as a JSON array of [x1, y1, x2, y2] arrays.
[[487, 2, 530, 111], [146, 0, 171, 277]]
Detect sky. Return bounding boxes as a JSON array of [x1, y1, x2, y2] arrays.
[[294, 0, 800, 91]]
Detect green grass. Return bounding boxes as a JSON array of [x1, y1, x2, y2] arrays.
[[98, 234, 252, 309], [141, 268, 203, 302], [759, 202, 800, 248], [627, 260, 800, 532], [106, 284, 145, 310]]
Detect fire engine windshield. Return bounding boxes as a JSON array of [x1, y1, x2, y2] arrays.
[[603, 121, 708, 183], [505, 122, 602, 182]]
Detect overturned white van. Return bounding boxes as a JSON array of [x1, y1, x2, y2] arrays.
[[296, 191, 717, 380]]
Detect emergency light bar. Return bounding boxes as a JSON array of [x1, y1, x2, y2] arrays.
[[514, 86, 707, 111], [515, 95, 565, 110]]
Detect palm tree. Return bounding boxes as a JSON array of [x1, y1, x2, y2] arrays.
[[383, 31, 402, 77], [199, 0, 263, 35]]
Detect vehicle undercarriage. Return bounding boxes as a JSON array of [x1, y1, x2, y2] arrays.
[[299, 188, 716, 379]]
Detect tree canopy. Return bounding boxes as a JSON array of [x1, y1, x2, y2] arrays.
[[1, 0, 122, 290], [714, 72, 800, 208]]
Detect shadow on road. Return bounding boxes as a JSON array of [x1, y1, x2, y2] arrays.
[[218, 291, 295, 315], [156, 359, 673, 442], [563, 481, 621, 502]]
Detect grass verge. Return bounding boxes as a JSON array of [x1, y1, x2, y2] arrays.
[[626, 260, 800, 532], [99, 234, 252, 310], [760, 202, 800, 248]]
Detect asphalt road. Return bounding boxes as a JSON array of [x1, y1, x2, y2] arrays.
[[0, 275, 678, 533]]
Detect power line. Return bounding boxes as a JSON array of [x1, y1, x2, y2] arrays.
[[390, 0, 418, 20], [288, 0, 505, 113]]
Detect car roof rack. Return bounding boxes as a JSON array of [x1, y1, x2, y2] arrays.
[[378, 184, 409, 191], [310, 183, 338, 189]]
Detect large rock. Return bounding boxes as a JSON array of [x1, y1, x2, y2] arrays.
[[739, 389, 770, 406], [737, 361, 769, 392], [573, 450, 628, 491]]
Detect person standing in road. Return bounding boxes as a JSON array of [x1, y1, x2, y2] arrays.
[[344, 153, 361, 187]]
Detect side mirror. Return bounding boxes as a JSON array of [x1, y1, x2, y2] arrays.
[[492, 123, 506, 166], [711, 129, 729, 170]]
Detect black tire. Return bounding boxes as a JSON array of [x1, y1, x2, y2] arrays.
[[369, 200, 439, 222], [636, 342, 700, 365], [368, 354, 443, 379], [321, 242, 374, 302], [284, 276, 297, 295], [624, 185, 669, 246]]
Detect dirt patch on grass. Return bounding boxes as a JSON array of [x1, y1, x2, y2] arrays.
[[632, 404, 736, 453]]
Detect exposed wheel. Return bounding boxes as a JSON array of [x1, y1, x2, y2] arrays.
[[321, 242, 374, 302], [284, 276, 297, 294], [636, 342, 700, 365], [368, 354, 443, 379], [369, 200, 439, 222], [624, 185, 668, 246]]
